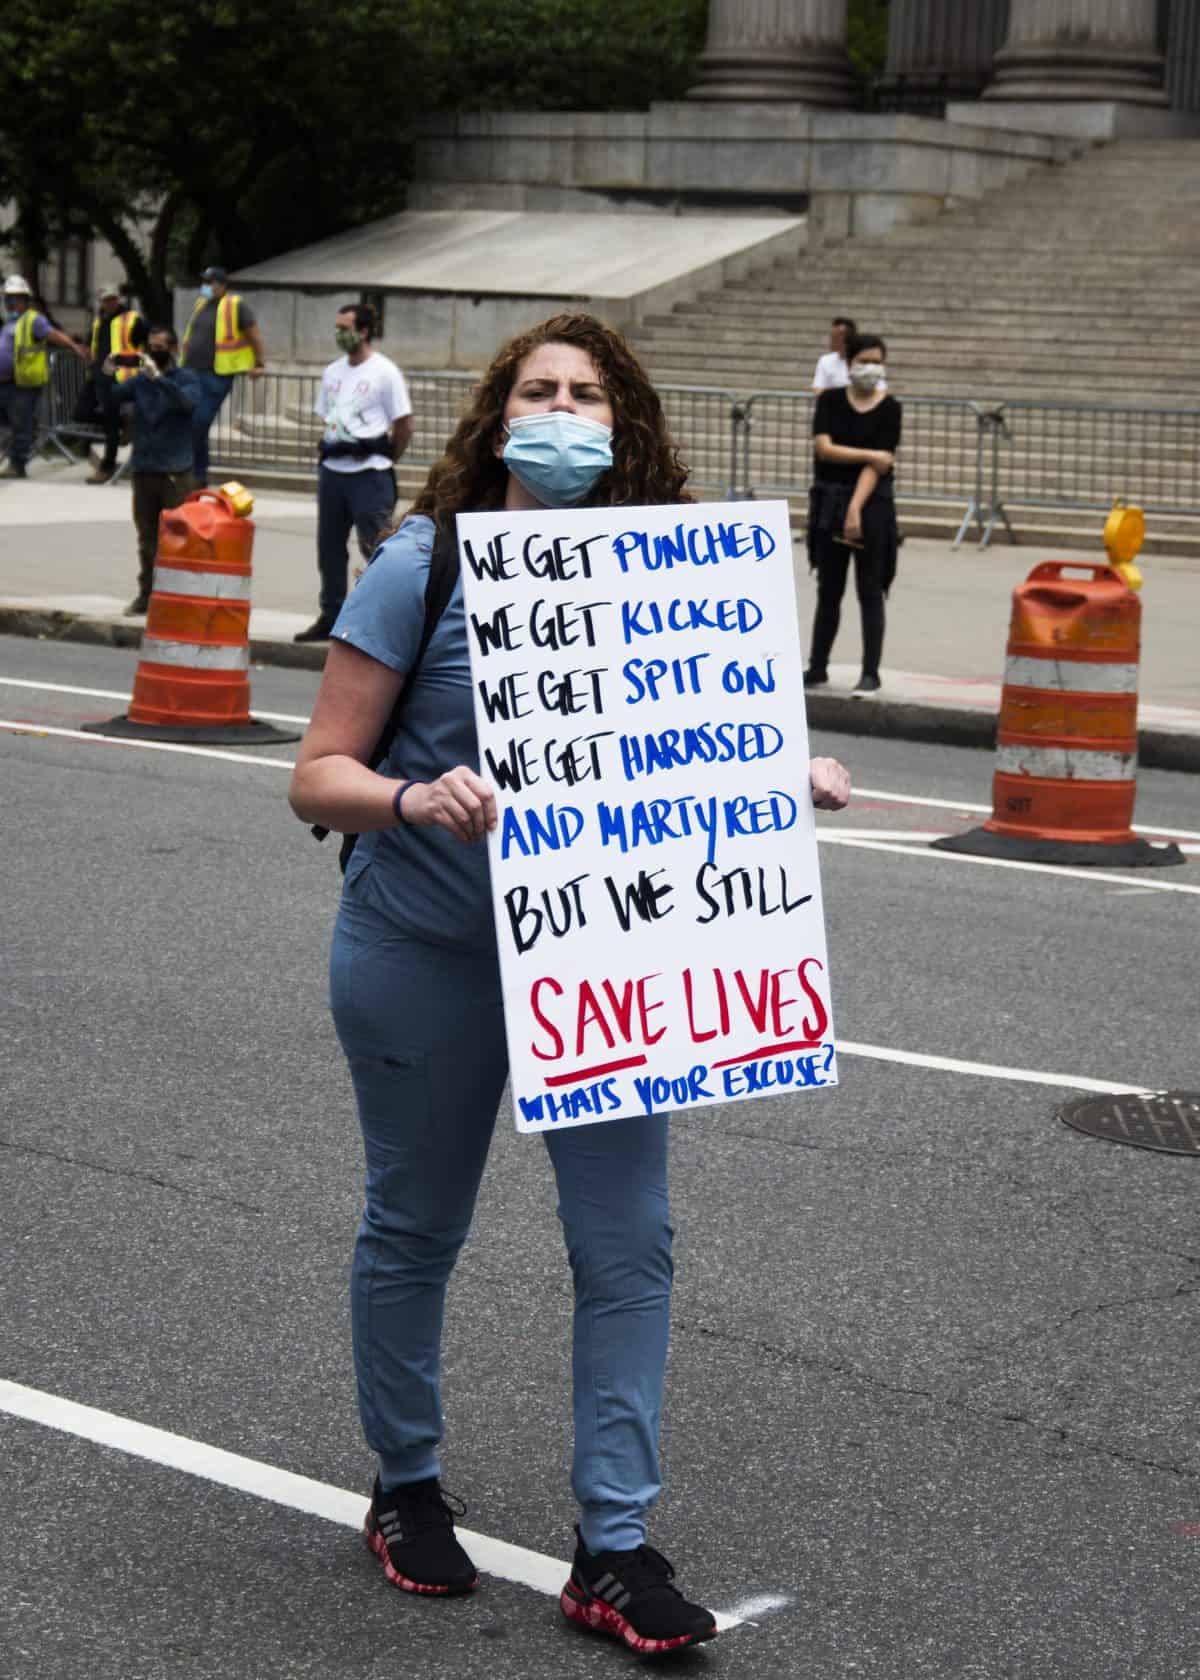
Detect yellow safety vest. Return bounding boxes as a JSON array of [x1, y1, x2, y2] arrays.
[[183, 292, 255, 376], [90, 311, 142, 382], [13, 308, 49, 388]]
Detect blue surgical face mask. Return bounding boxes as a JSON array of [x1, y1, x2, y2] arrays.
[[502, 411, 613, 507], [199, 282, 214, 301]]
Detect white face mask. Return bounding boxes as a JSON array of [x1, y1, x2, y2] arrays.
[[849, 362, 885, 392]]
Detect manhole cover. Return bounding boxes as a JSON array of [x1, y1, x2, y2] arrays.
[[1059, 1091, 1200, 1156]]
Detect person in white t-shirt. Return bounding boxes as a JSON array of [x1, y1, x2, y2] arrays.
[[812, 315, 887, 395], [296, 303, 415, 642]]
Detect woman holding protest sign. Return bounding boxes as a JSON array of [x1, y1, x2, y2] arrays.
[[289, 312, 850, 1655]]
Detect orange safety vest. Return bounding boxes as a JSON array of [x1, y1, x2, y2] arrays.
[[183, 292, 256, 376], [90, 310, 142, 382]]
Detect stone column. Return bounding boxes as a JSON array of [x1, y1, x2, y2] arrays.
[[984, 0, 1168, 104], [1165, 0, 1200, 111], [686, 0, 853, 104], [881, 0, 1009, 110]]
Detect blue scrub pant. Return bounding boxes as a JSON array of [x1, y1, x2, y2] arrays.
[[330, 884, 673, 1553], [317, 464, 396, 617], [189, 370, 233, 486]]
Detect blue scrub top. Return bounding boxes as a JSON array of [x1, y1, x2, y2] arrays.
[[331, 513, 496, 952]]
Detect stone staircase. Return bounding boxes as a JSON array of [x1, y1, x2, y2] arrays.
[[626, 139, 1200, 555]]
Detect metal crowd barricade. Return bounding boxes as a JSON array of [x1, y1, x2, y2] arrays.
[[37, 351, 134, 482], [989, 398, 1200, 533], [212, 370, 743, 495], [212, 369, 324, 474], [655, 383, 743, 496], [954, 403, 1013, 549], [739, 389, 982, 527], [193, 372, 1200, 538]]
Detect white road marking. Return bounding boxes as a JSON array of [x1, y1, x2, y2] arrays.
[[838, 1040, 1150, 1096], [3, 680, 1197, 844], [823, 827, 947, 842], [0, 719, 295, 769], [0, 1378, 747, 1631], [720, 1592, 792, 1625], [819, 833, 1200, 895], [6, 720, 1197, 885], [0, 675, 310, 726], [856, 783, 1200, 844]]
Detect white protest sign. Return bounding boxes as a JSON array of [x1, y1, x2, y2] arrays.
[[456, 499, 837, 1132]]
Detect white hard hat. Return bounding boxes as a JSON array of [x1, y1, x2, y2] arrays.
[[4, 275, 32, 296], [98, 280, 124, 299]]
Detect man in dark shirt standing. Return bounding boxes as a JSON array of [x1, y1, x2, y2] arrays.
[[113, 326, 202, 614], [179, 265, 267, 486]]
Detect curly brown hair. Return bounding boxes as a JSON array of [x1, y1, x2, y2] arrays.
[[408, 312, 692, 526]]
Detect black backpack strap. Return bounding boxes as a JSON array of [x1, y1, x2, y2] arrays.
[[310, 520, 460, 857]]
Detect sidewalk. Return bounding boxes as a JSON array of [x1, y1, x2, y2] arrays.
[[2, 456, 1197, 768]]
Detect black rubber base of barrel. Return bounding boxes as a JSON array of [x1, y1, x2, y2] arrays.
[[930, 827, 1185, 868], [81, 714, 301, 745]]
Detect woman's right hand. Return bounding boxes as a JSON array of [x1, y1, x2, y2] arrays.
[[867, 449, 895, 474], [403, 767, 498, 844]]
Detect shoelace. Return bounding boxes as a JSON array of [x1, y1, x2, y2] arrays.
[[594, 1543, 681, 1599], [380, 1481, 467, 1537]]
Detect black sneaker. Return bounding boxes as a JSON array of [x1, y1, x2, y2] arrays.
[[852, 673, 882, 695], [126, 593, 150, 615], [560, 1529, 717, 1655], [803, 667, 828, 688], [293, 614, 337, 643], [363, 1475, 478, 1596]]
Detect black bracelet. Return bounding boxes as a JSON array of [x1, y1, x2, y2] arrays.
[[392, 780, 417, 824]]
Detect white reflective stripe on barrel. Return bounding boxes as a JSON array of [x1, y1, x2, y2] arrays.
[[996, 745, 1135, 781], [1004, 657, 1139, 694], [152, 567, 252, 601], [140, 637, 250, 671]]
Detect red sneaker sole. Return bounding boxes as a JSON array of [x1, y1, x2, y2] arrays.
[[560, 1582, 718, 1655], [364, 1521, 479, 1596]]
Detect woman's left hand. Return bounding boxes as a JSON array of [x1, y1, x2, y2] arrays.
[[810, 756, 851, 811], [842, 505, 864, 545]]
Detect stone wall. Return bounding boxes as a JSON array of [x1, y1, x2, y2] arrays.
[[411, 105, 1066, 242]]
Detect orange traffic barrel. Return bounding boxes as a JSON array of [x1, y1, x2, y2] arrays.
[[84, 484, 299, 745], [934, 555, 1182, 867]]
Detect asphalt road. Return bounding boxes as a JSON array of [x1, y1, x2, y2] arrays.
[[2, 638, 1198, 1680]]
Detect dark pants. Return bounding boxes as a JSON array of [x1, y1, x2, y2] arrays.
[[807, 482, 898, 680], [0, 381, 42, 469], [132, 469, 194, 596], [809, 539, 886, 679], [74, 370, 121, 467], [189, 370, 233, 486], [317, 465, 396, 616]]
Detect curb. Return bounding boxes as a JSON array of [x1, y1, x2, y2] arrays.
[[3, 605, 1197, 773], [803, 691, 1200, 775]]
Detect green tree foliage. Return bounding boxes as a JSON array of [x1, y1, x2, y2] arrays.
[[420, 0, 708, 110], [0, 0, 425, 314], [1, 0, 885, 307]]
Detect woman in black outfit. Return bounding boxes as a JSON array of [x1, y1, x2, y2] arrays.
[[804, 333, 901, 695]]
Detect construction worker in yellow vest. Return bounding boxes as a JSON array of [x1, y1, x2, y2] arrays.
[[79, 282, 148, 483], [180, 264, 267, 486], [0, 274, 88, 479]]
